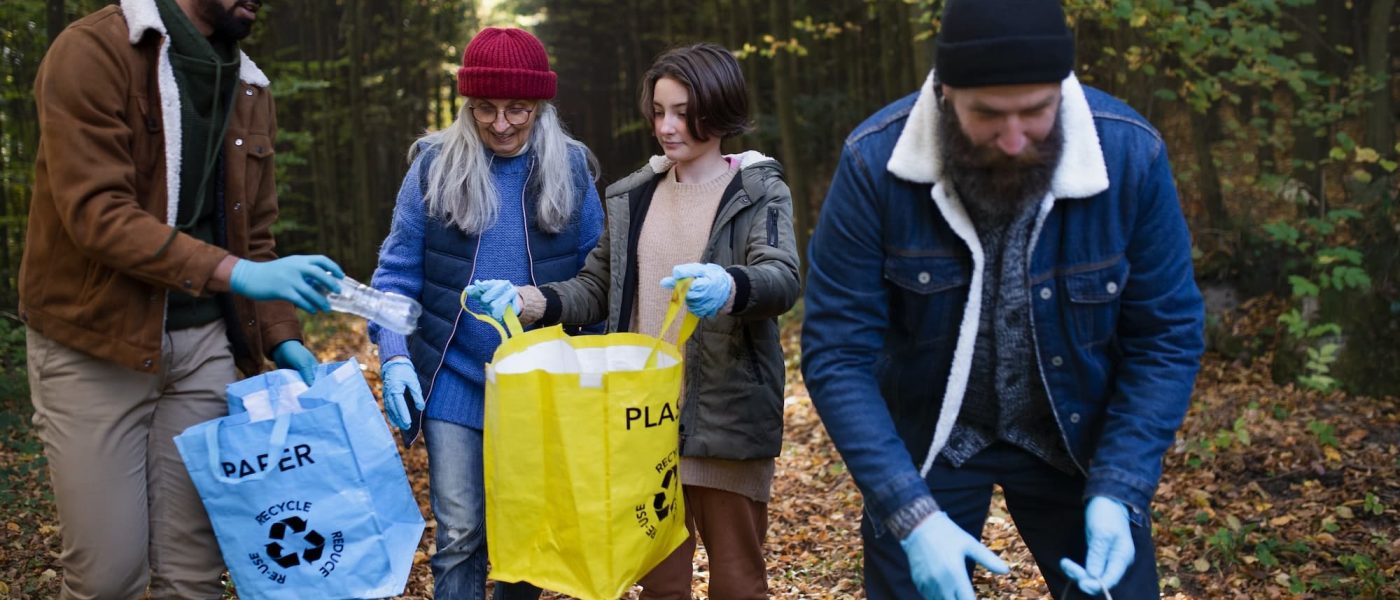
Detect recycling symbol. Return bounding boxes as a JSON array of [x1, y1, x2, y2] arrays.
[[265, 516, 325, 569], [652, 465, 679, 521]]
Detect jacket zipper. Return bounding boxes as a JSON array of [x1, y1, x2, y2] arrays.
[[767, 206, 779, 246], [680, 172, 752, 452], [424, 156, 539, 414], [703, 182, 751, 263], [522, 159, 538, 285], [422, 235, 480, 411]]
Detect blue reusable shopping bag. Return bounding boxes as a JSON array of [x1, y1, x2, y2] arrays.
[[176, 358, 424, 600]]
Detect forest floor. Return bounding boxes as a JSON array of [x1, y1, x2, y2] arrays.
[[1, 296, 1396, 599]]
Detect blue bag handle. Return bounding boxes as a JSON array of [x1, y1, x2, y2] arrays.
[[205, 412, 292, 485]]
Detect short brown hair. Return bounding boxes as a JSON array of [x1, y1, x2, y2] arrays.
[[640, 43, 751, 142]]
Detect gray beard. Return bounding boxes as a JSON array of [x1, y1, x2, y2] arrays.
[[938, 101, 1064, 225]]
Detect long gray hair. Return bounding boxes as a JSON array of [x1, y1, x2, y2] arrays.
[[409, 101, 597, 235]]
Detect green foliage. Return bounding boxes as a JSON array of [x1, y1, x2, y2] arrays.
[[1207, 522, 1250, 567], [1306, 419, 1338, 447], [0, 315, 29, 402], [1297, 343, 1340, 391], [1337, 552, 1392, 595], [1362, 492, 1386, 516], [1064, 1, 1397, 395], [1263, 206, 1372, 392]]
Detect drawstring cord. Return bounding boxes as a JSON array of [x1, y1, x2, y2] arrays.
[[153, 44, 236, 258]]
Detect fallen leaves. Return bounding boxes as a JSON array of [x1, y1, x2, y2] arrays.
[[1, 305, 1397, 598]]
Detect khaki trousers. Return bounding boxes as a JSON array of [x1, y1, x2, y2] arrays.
[[637, 485, 770, 600], [27, 321, 235, 600]]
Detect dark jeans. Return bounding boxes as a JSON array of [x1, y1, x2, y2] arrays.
[[862, 443, 1159, 599]]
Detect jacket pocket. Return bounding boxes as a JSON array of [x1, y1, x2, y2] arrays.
[[1062, 257, 1129, 347], [883, 254, 970, 346], [232, 132, 274, 208]]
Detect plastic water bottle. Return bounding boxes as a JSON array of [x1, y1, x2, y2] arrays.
[[327, 276, 422, 335]]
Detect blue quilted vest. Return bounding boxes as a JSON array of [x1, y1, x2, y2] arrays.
[[402, 145, 594, 443]]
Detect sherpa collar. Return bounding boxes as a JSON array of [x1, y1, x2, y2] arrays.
[[645, 150, 775, 175], [887, 71, 1108, 200], [120, 0, 270, 87], [603, 150, 776, 199]]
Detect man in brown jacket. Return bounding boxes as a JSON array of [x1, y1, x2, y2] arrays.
[[21, 0, 344, 597]]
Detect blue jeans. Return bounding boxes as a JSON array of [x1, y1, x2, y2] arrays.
[[424, 419, 541, 600], [861, 443, 1159, 599]]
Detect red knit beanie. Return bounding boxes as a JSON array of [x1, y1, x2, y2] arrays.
[[457, 27, 557, 99]]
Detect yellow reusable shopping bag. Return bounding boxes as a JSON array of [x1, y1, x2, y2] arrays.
[[466, 283, 696, 600]]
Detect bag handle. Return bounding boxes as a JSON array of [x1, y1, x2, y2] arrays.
[[458, 280, 697, 366], [460, 287, 526, 343], [205, 412, 292, 485], [647, 279, 699, 368]]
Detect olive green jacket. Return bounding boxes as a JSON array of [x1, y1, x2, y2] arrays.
[[538, 151, 800, 460]]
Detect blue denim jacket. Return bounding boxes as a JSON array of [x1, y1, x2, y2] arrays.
[[801, 73, 1204, 532]]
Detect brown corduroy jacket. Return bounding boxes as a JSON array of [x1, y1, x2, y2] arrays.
[[19, 0, 300, 375]]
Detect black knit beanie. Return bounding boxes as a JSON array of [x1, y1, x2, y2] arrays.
[[935, 0, 1074, 88]]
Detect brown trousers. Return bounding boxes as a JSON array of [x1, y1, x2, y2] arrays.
[[27, 321, 234, 600], [637, 485, 770, 600]]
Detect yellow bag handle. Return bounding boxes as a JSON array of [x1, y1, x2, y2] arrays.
[[647, 279, 699, 368], [461, 287, 526, 342], [460, 279, 699, 363]]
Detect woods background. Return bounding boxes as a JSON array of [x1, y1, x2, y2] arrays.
[[0, 1, 1398, 598], [1, 0, 1396, 395]]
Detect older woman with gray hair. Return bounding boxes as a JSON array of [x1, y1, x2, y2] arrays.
[[366, 27, 602, 600]]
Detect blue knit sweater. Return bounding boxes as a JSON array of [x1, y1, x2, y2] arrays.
[[370, 147, 602, 428]]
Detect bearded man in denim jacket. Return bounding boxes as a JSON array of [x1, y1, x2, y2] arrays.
[[801, 1, 1205, 598]]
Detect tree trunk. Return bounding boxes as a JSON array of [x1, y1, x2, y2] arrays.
[[739, 0, 761, 140], [1288, 1, 1326, 211], [1362, 0, 1395, 155], [46, 0, 65, 47], [346, 0, 373, 275], [770, 0, 809, 277], [317, 15, 343, 267], [1190, 109, 1228, 229], [896, 0, 919, 91]]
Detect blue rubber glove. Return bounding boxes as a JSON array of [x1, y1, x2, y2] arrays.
[[380, 357, 424, 431], [900, 511, 1010, 600], [465, 279, 521, 321], [1060, 496, 1134, 596], [229, 255, 344, 313], [659, 263, 732, 318], [271, 340, 318, 385]]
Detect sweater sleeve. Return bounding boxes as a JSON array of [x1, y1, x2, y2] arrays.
[[369, 152, 431, 360]]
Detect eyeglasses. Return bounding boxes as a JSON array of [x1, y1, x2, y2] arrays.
[[470, 104, 534, 126]]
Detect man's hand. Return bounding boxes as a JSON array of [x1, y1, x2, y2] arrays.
[[900, 511, 1010, 599], [1060, 496, 1134, 596], [271, 340, 318, 385], [229, 255, 344, 313]]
